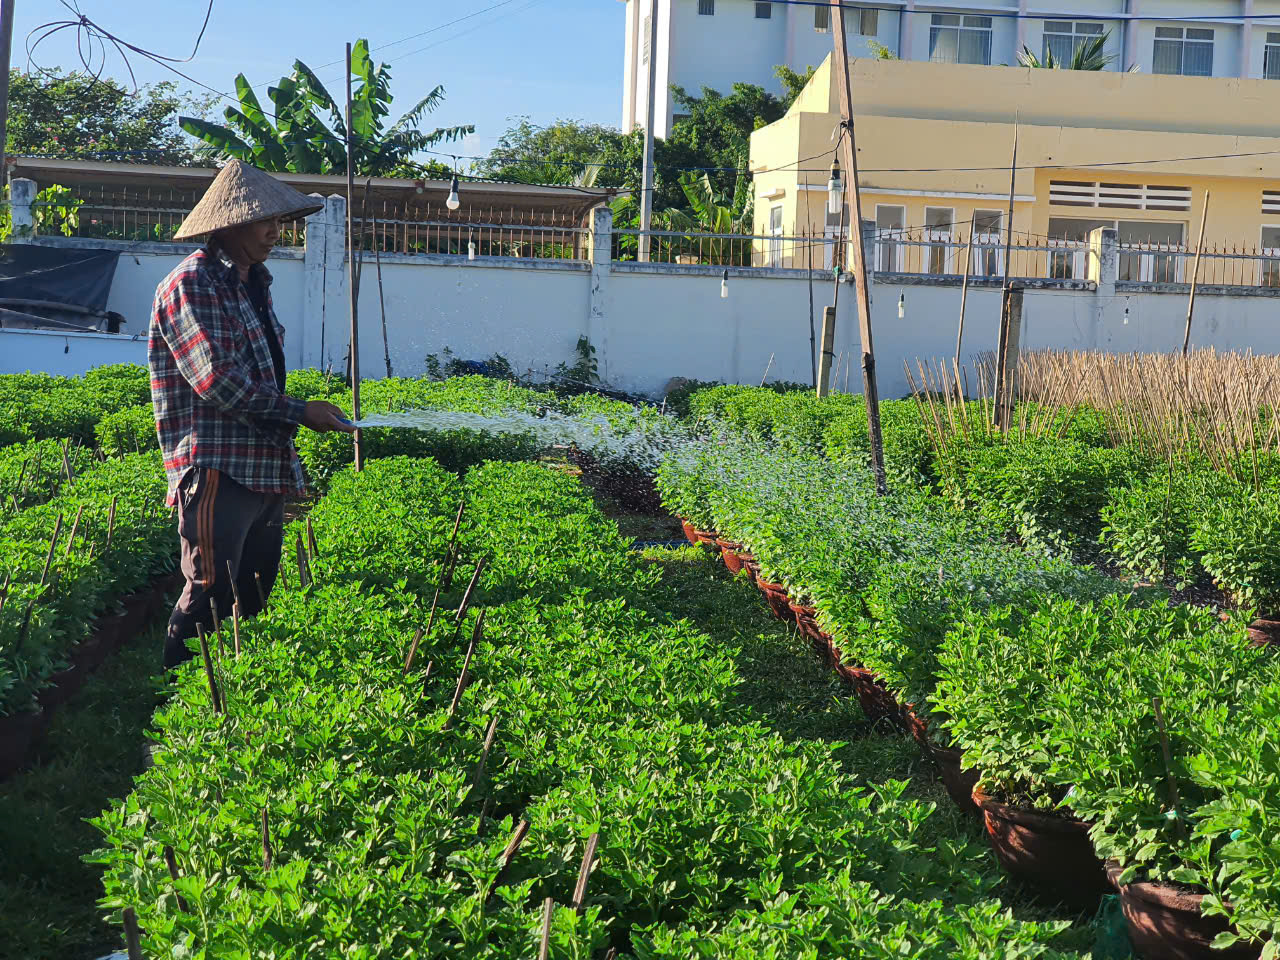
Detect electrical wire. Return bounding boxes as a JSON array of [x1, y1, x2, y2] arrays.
[[711, 0, 1280, 23]]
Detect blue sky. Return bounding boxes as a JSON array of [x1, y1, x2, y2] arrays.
[[21, 0, 626, 161]]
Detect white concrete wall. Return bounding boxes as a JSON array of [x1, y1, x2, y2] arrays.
[[11, 227, 1280, 403]]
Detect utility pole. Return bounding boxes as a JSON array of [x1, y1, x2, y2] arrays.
[[344, 43, 363, 471], [0, 0, 15, 189], [638, 0, 660, 263], [830, 0, 886, 494], [993, 117, 1019, 430]]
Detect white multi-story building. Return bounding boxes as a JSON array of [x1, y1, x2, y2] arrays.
[[620, 0, 1280, 137]]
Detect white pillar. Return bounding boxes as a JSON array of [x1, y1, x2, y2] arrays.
[[588, 204, 613, 382], [1242, 0, 1255, 77], [300, 194, 347, 370], [10, 177, 35, 238], [1123, 0, 1140, 73], [1089, 226, 1119, 351]]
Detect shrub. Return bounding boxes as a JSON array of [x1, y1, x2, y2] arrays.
[[95, 405, 158, 458], [1191, 481, 1280, 617], [1100, 465, 1215, 584]]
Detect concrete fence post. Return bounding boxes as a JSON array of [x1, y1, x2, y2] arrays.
[[299, 194, 347, 370], [10, 177, 36, 238], [588, 204, 612, 382], [1089, 226, 1119, 296]]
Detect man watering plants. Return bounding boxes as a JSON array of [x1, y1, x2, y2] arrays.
[[150, 160, 356, 670]]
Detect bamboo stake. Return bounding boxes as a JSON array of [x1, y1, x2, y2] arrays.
[[345, 42, 364, 472], [122, 907, 143, 960], [261, 806, 273, 870], [476, 795, 492, 836], [306, 517, 319, 558], [486, 818, 530, 900], [1151, 697, 1186, 841], [64, 504, 84, 557], [196, 625, 222, 714], [445, 609, 485, 728], [38, 513, 63, 588], [572, 831, 601, 912], [226, 560, 242, 619], [294, 533, 309, 588], [538, 898, 554, 960], [452, 559, 486, 635], [163, 845, 190, 913], [955, 217, 974, 384], [106, 495, 117, 550], [440, 500, 466, 592], [61, 440, 75, 488], [472, 715, 498, 788], [232, 602, 242, 657]]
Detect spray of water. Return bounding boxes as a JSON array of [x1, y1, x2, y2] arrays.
[[352, 406, 692, 470]]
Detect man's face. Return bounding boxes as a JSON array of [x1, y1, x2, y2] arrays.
[[227, 218, 281, 264]]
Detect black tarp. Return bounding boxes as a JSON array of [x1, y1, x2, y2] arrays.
[[0, 245, 121, 312]]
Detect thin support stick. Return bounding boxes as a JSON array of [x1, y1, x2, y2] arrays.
[[64, 504, 84, 557], [163, 845, 190, 913], [39, 513, 63, 588], [210, 597, 225, 660], [106, 495, 117, 550], [486, 818, 530, 901], [295, 533, 309, 588], [122, 907, 143, 960], [261, 806, 273, 871], [306, 517, 319, 558], [196, 625, 222, 714], [538, 898, 554, 960], [955, 216, 975, 385], [445, 609, 485, 728], [1152, 697, 1187, 841], [254, 571, 266, 610], [572, 832, 601, 912], [452, 559, 486, 633], [232, 602, 241, 657], [1182, 190, 1210, 356], [473, 715, 498, 789], [225, 560, 242, 619]]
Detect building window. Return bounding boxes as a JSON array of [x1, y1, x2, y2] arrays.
[[755, 2, 771, 19], [1265, 33, 1280, 79], [972, 210, 1003, 276], [698, 0, 714, 15], [1043, 20, 1104, 65], [1153, 26, 1213, 77], [641, 15, 650, 64], [874, 204, 905, 272], [768, 204, 784, 266], [858, 8, 878, 37], [814, 5, 829, 32], [925, 206, 955, 273], [929, 15, 993, 65]]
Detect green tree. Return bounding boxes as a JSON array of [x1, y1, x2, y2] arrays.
[[6, 69, 215, 165], [471, 117, 630, 186], [180, 39, 471, 177]]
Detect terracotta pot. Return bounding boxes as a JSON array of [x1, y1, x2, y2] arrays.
[[756, 578, 795, 621], [788, 601, 823, 640], [71, 634, 108, 673], [1105, 861, 1261, 960], [738, 553, 758, 584], [926, 742, 981, 817], [692, 528, 719, 546], [1246, 617, 1280, 647], [0, 707, 47, 782], [973, 788, 1109, 908], [901, 704, 931, 748], [680, 520, 699, 545], [838, 661, 899, 720], [715, 539, 745, 575]]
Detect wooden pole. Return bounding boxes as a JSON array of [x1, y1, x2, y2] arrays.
[[955, 216, 975, 379], [816, 306, 836, 398], [1182, 190, 1210, 356], [1000, 115, 1019, 301], [0, 0, 15, 190], [344, 43, 364, 471], [638, 0, 660, 263], [122, 907, 143, 960], [993, 284, 1024, 430], [830, 0, 886, 494]]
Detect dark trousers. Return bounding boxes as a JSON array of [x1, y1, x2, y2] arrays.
[[163, 467, 285, 669]]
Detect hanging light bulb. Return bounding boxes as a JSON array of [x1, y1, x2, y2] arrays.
[[826, 159, 844, 217], [897, 292, 905, 319], [468, 229, 476, 261], [446, 174, 461, 211], [720, 269, 729, 299], [1123, 305, 1130, 325]]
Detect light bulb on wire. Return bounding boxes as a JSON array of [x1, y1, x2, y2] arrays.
[[897, 293, 905, 319], [720, 269, 729, 299], [826, 159, 843, 217], [446, 174, 461, 211], [468, 229, 476, 261]]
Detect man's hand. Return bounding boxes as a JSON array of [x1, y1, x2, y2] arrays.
[[302, 400, 357, 434]]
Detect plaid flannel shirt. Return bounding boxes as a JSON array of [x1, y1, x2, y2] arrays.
[[149, 248, 308, 505]]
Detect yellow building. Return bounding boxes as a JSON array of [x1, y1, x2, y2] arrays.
[[749, 57, 1280, 286]]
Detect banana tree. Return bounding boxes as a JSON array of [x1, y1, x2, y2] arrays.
[[179, 40, 472, 176]]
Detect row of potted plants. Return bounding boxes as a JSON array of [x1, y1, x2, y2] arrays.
[[92, 455, 1091, 958], [658, 435, 1276, 959]]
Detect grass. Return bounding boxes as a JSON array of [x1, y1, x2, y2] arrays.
[[0, 627, 166, 960]]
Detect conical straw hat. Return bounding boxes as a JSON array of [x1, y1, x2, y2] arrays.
[[174, 160, 324, 240]]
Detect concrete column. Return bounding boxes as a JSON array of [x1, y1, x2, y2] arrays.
[[900, 0, 915, 59], [300, 193, 347, 370], [588, 204, 613, 382], [1016, 0, 1028, 59], [1123, 0, 1139, 73], [1089, 226, 1119, 296], [1242, 0, 1255, 77], [10, 177, 35, 238]]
